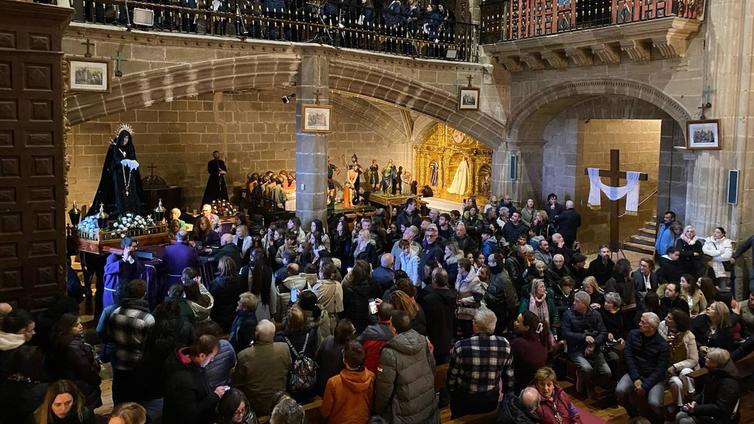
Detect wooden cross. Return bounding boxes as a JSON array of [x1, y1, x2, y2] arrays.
[[583, 149, 648, 253], [114, 49, 126, 78], [81, 39, 94, 58], [466, 75, 473, 87], [314, 89, 321, 104], [699, 85, 714, 119], [147, 163, 157, 176]]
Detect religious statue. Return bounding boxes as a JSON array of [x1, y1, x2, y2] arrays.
[[402, 170, 412, 195], [389, 163, 399, 195], [202, 150, 229, 206], [395, 166, 404, 195], [381, 160, 393, 194], [447, 156, 470, 195], [344, 165, 358, 209], [369, 159, 380, 191], [86, 124, 145, 217], [327, 156, 341, 206], [429, 160, 440, 187], [349, 154, 363, 203], [479, 174, 491, 197]]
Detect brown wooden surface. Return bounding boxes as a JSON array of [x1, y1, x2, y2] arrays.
[[0, 0, 72, 308]]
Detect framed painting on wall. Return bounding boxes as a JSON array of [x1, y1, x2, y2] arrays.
[[302, 104, 332, 132], [687, 119, 721, 150], [458, 88, 480, 110], [69, 58, 111, 93]]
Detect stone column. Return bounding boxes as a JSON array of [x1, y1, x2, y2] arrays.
[[295, 55, 329, 228], [491, 140, 543, 203]]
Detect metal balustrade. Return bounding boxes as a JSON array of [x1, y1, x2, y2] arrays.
[[480, 0, 704, 43], [68, 0, 479, 62]]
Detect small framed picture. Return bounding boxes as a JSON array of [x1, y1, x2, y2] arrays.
[[302, 104, 331, 132], [687, 119, 721, 150], [69, 58, 111, 93], [458, 87, 480, 110]]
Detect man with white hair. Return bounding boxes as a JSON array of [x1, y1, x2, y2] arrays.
[[498, 386, 541, 423], [390, 226, 420, 265], [212, 232, 242, 266], [561, 290, 611, 395], [232, 320, 291, 416], [446, 309, 513, 418], [553, 199, 581, 248], [201, 203, 220, 231], [616, 312, 670, 418]]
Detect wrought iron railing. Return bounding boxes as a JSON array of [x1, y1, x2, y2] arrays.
[[480, 0, 703, 44], [69, 0, 479, 62]]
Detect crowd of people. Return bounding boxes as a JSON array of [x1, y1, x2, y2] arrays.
[[3, 192, 754, 424], [73, 0, 469, 60]]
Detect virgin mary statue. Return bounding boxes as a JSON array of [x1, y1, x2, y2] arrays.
[[447, 157, 470, 195], [86, 124, 146, 217]]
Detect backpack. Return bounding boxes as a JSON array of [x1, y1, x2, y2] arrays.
[[284, 332, 318, 394]]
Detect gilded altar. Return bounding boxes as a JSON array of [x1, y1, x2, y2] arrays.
[[414, 124, 492, 203]]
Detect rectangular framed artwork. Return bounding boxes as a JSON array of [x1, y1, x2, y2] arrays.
[[69, 58, 111, 93], [302, 104, 332, 132], [687, 119, 721, 150], [458, 87, 480, 110]]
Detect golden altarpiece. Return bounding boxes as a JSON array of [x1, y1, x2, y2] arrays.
[[414, 124, 492, 203]]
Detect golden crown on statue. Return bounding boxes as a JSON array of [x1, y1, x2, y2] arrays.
[[114, 123, 135, 137]]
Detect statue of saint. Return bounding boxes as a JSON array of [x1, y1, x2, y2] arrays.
[[430, 160, 440, 187], [87, 124, 145, 217], [447, 157, 470, 195]]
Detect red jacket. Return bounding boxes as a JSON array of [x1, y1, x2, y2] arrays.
[[535, 385, 582, 424], [358, 321, 393, 373]]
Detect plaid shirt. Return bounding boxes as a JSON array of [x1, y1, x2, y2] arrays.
[[446, 333, 514, 395], [108, 299, 155, 371]]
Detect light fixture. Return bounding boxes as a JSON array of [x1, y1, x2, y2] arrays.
[[281, 93, 296, 104]]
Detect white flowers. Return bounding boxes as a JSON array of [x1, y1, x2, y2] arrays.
[[121, 159, 140, 170], [76, 213, 158, 239]]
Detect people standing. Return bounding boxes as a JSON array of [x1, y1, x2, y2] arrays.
[[202, 150, 229, 206]]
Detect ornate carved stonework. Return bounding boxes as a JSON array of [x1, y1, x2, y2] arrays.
[[414, 124, 492, 203]]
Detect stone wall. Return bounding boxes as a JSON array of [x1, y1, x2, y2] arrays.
[[67, 91, 411, 211]]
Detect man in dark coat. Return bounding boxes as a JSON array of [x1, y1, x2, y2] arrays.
[[501, 211, 527, 245], [631, 257, 659, 305], [561, 291, 611, 394], [588, 245, 614, 285], [418, 224, 444, 283], [497, 388, 541, 424], [676, 348, 740, 424], [417, 268, 457, 364], [372, 253, 396, 293], [212, 233, 242, 266], [395, 198, 421, 231], [659, 282, 690, 318], [202, 150, 228, 205], [657, 247, 685, 284], [554, 200, 581, 248], [162, 335, 226, 424], [616, 312, 669, 418]]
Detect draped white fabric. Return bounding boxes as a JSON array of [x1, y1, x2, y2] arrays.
[[587, 168, 641, 214], [447, 158, 470, 195]]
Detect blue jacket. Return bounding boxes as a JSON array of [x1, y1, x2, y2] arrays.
[[623, 329, 669, 391], [654, 222, 674, 256], [481, 238, 498, 259]]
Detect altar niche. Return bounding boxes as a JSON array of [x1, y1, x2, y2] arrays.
[[414, 124, 493, 203]]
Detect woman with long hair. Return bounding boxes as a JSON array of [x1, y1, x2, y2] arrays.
[[605, 258, 635, 309], [702, 226, 734, 290], [342, 260, 381, 334], [581, 276, 605, 308], [214, 388, 259, 424], [211, 257, 247, 332], [659, 308, 698, 414], [308, 219, 331, 251], [193, 216, 220, 248], [692, 301, 734, 362], [182, 267, 214, 322], [31, 379, 95, 424], [680, 273, 707, 317], [249, 248, 274, 322], [511, 311, 549, 394], [389, 284, 427, 336], [518, 279, 559, 327], [48, 314, 101, 410], [274, 305, 319, 403]]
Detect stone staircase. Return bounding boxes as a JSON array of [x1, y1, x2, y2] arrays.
[[623, 218, 657, 255]]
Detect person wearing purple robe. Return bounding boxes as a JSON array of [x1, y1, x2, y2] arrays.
[[162, 229, 199, 290], [103, 237, 146, 310]]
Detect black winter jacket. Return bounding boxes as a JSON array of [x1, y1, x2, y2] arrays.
[[623, 329, 669, 391]]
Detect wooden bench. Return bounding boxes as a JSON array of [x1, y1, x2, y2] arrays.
[[444, 410, 498, 423]]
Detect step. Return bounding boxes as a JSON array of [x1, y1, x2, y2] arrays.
[[645, 221, 657, 228], [638, 227, 656, 237], [624, 241, 655, 254], [630, 235, 655, 246]]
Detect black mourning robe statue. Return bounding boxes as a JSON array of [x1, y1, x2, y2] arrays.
[[202, 158, 229, 205], [87, 129, 145, 217]]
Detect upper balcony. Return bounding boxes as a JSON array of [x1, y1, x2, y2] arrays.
[[480, 0, 704, 71], [66, 0, 479, 62]]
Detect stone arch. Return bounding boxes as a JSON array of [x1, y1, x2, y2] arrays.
[[507, 78, 692, 140], [66, 55, 506, 148]]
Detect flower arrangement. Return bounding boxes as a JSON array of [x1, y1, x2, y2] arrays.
[[212, 199, 238, 217], [77, 212, 158, 240]]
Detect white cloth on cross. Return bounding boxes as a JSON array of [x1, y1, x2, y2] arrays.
[[587, 167, 641, 214]]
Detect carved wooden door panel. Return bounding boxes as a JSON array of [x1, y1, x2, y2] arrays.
[[0, 1, 71, 308]]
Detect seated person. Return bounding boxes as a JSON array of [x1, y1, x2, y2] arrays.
[[531, 366, 581, 424], [675, 348, 740, 424]]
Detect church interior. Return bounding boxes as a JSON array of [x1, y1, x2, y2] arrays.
[[3, 0, 754, 422]]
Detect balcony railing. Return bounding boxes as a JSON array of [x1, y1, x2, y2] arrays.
[[69, 0, 479, 62], [481, 0, 703, 44]]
